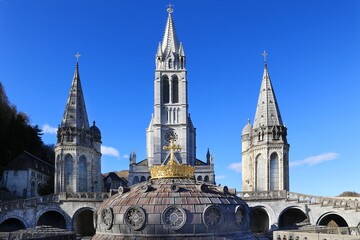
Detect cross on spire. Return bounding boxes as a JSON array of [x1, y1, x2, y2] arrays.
[[166, 3, 174, 13], [75, 52, 81, 62], [163, 138, 181, 164], [262, 50, 268, 63]]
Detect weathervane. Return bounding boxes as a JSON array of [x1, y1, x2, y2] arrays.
[[75, 52, 81, 63], [166, 3, 174, 13], [261, 50, 268, 63]]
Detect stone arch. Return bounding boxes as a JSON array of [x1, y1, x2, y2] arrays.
[[197, 175, 203, 181], [72, 207, 95, 236], [251, 206, 270, 233], [204, 175, 209, 182], [278, 206, 308, 228], [0, 216, 27, 232], [269, 152, 279, 190], [140, 176, 146, 182], [317, 212, 348, 227], [133, 176, 139, 184], [37, 209, 67, 229]]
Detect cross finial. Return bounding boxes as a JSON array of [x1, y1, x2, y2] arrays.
[[75, 52, 81, 63], [262, 50, 268, 63], [166, 3, 174, 13], [163, 138, 181, 164]]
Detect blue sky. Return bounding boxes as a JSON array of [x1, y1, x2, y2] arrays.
[[0, 0, 359, 197]]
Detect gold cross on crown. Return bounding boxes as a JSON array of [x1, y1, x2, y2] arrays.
[[163, 138, 181, 164]]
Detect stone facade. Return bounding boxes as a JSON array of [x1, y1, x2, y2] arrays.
[[242, 62, 289, 192], [54, 62, 103, 193], [0, 151, 54, 198], [128, 7, 215, 186]]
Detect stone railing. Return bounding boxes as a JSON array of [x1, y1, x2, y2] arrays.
[[58, 192, 109, 201], [237, 190, 360, 211], [274, 226, 360, 240], [0, 194, 59, 213], [237, 190, 288, 200], [287, 192, 360, 211]]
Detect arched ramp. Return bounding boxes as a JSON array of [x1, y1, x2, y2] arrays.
[[73, 207, 95, 236], [317, 213, 348, 227], [37, 210, 66, 229], [278, 207, 308, 228], [251, 207, 269, 233], [0, 218, 26, 232]]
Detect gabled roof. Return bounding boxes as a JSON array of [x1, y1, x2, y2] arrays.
[[4, 151, 54, 176], [253, 63, 283, 128], [61, 63, 90, 130]]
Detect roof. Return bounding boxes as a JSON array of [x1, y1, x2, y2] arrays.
[[253, 63, 283, 129], [61, 63, 90, 130], [103, 170, 129, 180], [4, 151, 54, 176]]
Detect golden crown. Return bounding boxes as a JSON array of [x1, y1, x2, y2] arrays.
[[150, 139, 195, 179]]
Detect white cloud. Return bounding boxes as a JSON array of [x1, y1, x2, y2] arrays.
[[228, 162, 242, 173], [42, 124, 57, 135], [101, 146, 120, 158], [290, 152, 339, 167], [122, 154, 129, 159], [216, 175, 226, 180]]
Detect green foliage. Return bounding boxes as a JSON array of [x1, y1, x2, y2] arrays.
[[0, 82, 54, 176], [338, 191, 360, 197]]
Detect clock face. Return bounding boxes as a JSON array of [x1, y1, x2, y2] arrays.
[[164, 129, 178, 143]]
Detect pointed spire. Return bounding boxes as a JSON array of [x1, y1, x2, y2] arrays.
[[61, 55, 90, 130], [253, 53, 283, 129], [161, 5, 180, 56]]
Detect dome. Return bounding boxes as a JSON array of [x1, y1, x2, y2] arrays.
[[242, 119, 252, 135], [90, 121, 101, 141], [93, 178, 256, 239]]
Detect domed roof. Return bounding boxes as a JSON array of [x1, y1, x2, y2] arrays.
[[242, 119, 252, 135], [93, 178, 256, 239], [90, 121, 101, 140]]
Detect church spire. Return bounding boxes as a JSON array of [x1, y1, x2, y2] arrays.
[[61, 55, 90, 130], [253, 52, 283, 129], [161, 4, 179, 56]]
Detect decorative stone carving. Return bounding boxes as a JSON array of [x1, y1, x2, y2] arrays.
[[203, 205, 223, 228], [162, 205, 187, 230], [101, 207, 113, 230], [235, 205, 244, 226], [124, 206, 146, 230]]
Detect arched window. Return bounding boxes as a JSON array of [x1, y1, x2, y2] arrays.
[[78, 155, 87, 192], [204, 175, 209, 182], [133, 176, 139, 184], [168, 59, 172, 68], [163, 77, 169, 103], [269, 152, 279, 190], [197, 175, 203, 182], [140, 176, 146, 182], [256, 154, 266, 191], [31, 181, 35, 197], [65, 154, 73, 192], [172, 77, 179, 103], [180, 57, 184, 69]]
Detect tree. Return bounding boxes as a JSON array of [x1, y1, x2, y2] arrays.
[[37, 174, 54, 196]]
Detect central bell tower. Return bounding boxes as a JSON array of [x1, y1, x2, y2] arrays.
[[146, 6, 195, 167]]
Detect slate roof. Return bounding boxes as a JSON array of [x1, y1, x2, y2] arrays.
[[4, 151, 54, 176]]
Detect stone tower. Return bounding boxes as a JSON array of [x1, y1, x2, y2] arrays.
[[128, 6, 215, 185], [54, 58, 102, 193], [242, 55, 289, 192]]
